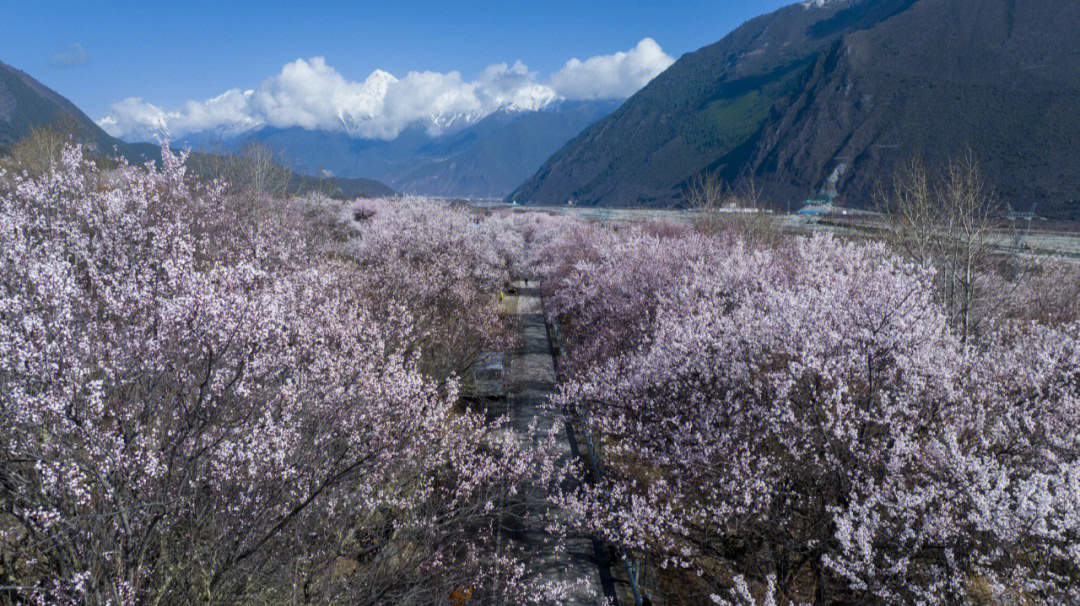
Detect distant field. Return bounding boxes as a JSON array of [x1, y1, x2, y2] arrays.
[[498, 204, 1080, 263]]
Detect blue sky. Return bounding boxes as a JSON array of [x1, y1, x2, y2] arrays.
[[0, 1, 790, 139]]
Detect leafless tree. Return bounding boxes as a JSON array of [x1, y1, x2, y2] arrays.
[[3, 124, 69, 177], [883, 152, 1002, 343], [684, 171, 780, 248], [237, 142, 291, 197], [193, 142, 292, 198], [683, 171, 726, 208]]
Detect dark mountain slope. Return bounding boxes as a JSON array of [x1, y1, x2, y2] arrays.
[[386, 101, 620, 198], [0, 60, 167, 165], [0, 60, 117, 153], [513, 0, 1080, 219]]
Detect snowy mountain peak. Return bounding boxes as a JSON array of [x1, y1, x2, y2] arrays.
[[801, 0, 851, 8], [364, 69, 398, 90]]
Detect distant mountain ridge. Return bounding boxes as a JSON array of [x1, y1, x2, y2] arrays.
[[512, 0, 1080, 220], [0, 60, 394, 198], [178, 99, 619, 198]]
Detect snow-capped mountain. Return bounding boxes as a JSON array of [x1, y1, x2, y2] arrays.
[[180, 98, 618, 198], [108, 61, 568, 152], [335, 69, 396, 135]]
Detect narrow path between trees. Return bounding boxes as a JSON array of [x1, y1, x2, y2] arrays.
[[499, 280, 612, 605]]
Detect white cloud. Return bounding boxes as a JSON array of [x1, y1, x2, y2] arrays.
[[51, 42, 88, 67], [96, 97, 169, 142], [550, 38, 674, 100], [380, 70, 483, 137], [175, 89, 260, 135], [476, 61, 559, 111], [97, 39, 674, 142], [249, 57, 391, 132]]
